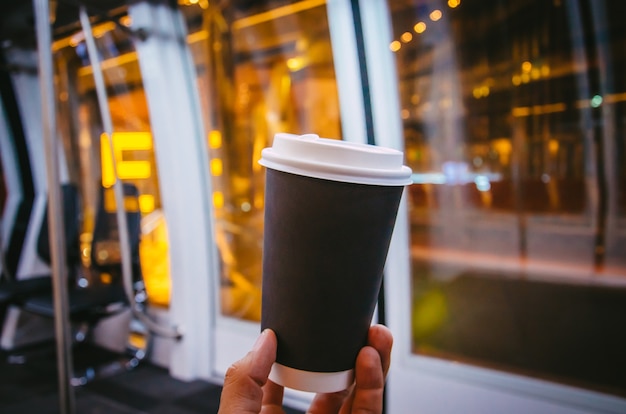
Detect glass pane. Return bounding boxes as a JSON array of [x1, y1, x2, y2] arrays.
[[388, 0, 626, 397], [53, 14, 172, 308], [183, 0, 343, 322]]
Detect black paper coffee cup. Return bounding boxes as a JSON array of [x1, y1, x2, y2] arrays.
[[259, 133, 412, 393]]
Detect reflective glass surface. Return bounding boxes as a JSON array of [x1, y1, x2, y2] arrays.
[[388, 0, 626, 396], [53, 16, 172, 307], [184, 0, 343, 321]]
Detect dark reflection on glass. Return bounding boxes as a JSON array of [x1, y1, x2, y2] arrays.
[[389, 0, 626, 396]]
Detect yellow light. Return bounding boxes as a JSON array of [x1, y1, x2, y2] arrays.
[[448, 0, 461, 8], [480, 85, 490, 97], [213, 192, 224, 209], [401, 32, 413, 43], [211, 158, 223, 176], [473, 87, 482, 99], [522, 61, 532, 72], [548, 139, 559, 155], [287, 57, 306, 71], [430, 10, 443, 21], [531, 68, 541, 79], [521, 73, 530, 83], [120, 16, 132, 27], [103, 188, 142, 213], [512, 107, 531, 117], [209, 130, 222, 149], [101, 132, 153, 188], [390, 40, 402, 52], [414, 22, 427, 33], [232, 0, 326, 30], [512, 75, 521, 86], [139, 194, 155, 213], [541, 64, 550, 77]]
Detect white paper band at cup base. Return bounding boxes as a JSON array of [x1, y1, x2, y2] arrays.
[[268, 363, 354, 393]]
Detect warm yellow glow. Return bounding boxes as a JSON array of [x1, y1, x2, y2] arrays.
[[448, 0, 461, 8], [541, 64, 550, 77], [521, 73, 530, 83], [120, 15, 132, 27], [390, 40, 402, 52], [232, 0, 327, 30], [401, 32, 413, 43], [209, 130, 222, 149], [430, 10, 443, 21], [492, 138, 512, 165], [512, 107, 531, 117], [101, 132, 153, 188], [139, 211, 171, 307], [213, 192, 224, 209], [211, 158, 223, 176], [473, 85, 490, 98], [548, 139, 559, 155], [522, 61, 532, 72], [78, 52, 138, 77], [606, 92, 626, 103], [103, 188, 141, 213], [93, 22, 116, 39], [139, 194, 155, 213], [512, 75, 521, 86], [414, 22, 427, 33], [287, 56, 306, 71], [512, 103, 566, 117], [531, 68, 541, 79]]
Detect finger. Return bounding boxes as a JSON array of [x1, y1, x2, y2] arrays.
[[261, 380, 285, 413], [218, 329, 277, 414], [307, 387, 351, 414], [340, 346, 384, 414], [367, 325, 393, 378]]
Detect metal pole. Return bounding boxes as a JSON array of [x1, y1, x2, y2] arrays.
[[33, 1, 76, 413]]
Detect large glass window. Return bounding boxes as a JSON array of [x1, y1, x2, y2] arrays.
[[52, 14, 172, 308], [182, 0, 343, 322], [388, 0, 626, 397]]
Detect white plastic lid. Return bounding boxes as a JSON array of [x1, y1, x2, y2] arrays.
[[259, 133, 412, 186]]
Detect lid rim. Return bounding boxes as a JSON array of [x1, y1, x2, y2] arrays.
[[259, 133, 413, 186]]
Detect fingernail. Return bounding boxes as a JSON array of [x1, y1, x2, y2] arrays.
[[252, 329, 269, 352]]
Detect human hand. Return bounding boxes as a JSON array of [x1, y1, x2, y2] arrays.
[[217, 324, 393, 414]]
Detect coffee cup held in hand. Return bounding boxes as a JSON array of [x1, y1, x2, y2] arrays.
[[259, 133, 412, 393]]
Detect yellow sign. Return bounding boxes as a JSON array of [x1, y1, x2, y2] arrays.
[[101, 132, 152, 188]]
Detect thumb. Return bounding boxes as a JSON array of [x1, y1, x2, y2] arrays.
[[218, 329, 277, 414]]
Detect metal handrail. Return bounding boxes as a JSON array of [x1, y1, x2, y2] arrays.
[[33, 0, 76, 413]]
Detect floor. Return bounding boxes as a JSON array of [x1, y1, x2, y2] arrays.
[[0, 342, 304, 414]]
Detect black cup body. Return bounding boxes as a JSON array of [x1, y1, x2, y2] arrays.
[[261, 168, 404, 373]]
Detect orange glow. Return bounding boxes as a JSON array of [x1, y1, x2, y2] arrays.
[[101, 132, 152, 188], [211, 158, 223, 176], [209, 130, 222, 149], [401, 32, 413, 43], [390, 40, 402, 52], [213, 192, 224, 209], [430, 10, 443, 21], [414, 22, 427, 33]]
